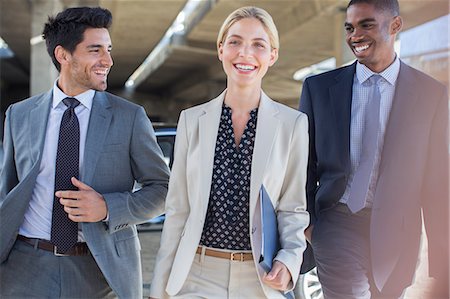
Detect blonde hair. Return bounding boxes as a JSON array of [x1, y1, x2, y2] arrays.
[[217, 6, 279, 50]]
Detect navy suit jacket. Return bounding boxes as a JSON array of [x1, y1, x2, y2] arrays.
[[299, 61, 449, 292]]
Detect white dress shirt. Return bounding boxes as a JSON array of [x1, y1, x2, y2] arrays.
[[340, 57, 400, 207], [19, 82, 94, 240]]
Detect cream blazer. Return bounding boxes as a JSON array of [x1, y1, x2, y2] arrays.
[[150, 90, 309, 298]]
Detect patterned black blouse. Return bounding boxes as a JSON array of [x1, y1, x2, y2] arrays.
[[200, 104, 258, 250]]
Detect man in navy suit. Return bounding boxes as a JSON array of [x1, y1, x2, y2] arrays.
[[0, 7, 169, 298], [299, 0, 448, 298]]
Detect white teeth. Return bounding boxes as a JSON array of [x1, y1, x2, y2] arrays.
[[94, 69, 108, 75], [355, 44, 369, 53], [235, 64, 255, 70], [95, 70, 108, 76]]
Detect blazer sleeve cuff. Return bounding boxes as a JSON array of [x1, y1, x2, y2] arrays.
[[274, 251, 301, 290]]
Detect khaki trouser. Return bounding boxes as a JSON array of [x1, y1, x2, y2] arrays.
[[172, 248, 269, 299]]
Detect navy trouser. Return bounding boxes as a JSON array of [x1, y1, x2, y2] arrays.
[[311, 204, 404, 299]]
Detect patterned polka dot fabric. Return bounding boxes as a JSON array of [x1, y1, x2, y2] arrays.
[[200, 104, 258, 250], [51, 97, 80, 253]]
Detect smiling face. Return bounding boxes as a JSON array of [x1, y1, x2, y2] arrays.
[[57, 28, 113, 95], [345, 2, 402, 72], [218, 17, 278, 89]]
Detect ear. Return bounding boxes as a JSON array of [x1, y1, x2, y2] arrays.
[[268, 48, 279, 67], [391, 15, 403, 35], [54, 45, 71, 67], [217, 42, 223, 61]]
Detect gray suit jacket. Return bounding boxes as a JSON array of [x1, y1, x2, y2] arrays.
[[300, 61, 449, 292], [0, 90, 170, 298]]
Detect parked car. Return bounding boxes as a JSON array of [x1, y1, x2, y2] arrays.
[[152, 123, 177, 169], [137, 122, 323, 299]]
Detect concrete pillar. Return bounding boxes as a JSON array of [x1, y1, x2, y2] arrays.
[[334, 11, 354, 67], [30, 0, 63, 95]]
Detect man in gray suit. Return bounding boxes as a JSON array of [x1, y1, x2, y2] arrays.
[[299, 0, 448, 298], [0, 7, 170, 298]]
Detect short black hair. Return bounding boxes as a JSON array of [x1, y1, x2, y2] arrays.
[[347, 0, 400, 16], [42, 7, 112, 71]]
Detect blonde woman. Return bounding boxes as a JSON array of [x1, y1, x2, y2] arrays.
[[150, 6, 309, 299]]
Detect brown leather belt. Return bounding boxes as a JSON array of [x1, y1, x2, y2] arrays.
[[17, 235, 90, 256], [196, 246, 253, 262]]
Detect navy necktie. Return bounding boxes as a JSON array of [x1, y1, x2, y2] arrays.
[[51, 97, 80, 254], [348, 75, 381, 213]]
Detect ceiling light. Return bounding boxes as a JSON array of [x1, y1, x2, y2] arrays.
[[30, 35, 44, 46]]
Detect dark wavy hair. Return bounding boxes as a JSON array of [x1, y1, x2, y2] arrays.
[[347, 0, 400, 16], [42, 7, 112, 71]]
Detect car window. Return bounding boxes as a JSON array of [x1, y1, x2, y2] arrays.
[[156, 136, 175, 168], [156, 135, 175, 169]]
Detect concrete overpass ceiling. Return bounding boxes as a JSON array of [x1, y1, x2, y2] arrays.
[[100, 0, 186, 87], [164, 0, 346, 104], [136, 45, 219, 92], [0, 0, 185, 87], [399, 0, 450, 30]]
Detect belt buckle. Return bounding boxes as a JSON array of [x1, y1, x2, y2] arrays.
[[54, 247, 70, 257], [230, 252, 244, 262]]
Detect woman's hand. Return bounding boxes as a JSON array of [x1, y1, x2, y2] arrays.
[[262, 260, 292, 291]]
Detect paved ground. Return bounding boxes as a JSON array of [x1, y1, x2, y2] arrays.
[[139, 227, 442, 298], [139, 226, 162, 297]]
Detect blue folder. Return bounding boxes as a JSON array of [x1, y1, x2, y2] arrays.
[[257, 185, 295, 299], [258, 185, 280, 272]]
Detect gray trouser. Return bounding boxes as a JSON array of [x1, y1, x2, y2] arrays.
[[0, 238, 116, 299], [311, 204, 404, 299]]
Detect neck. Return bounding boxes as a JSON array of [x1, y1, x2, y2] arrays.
[[224, 84, 261, 112], [57, 75, 87, 97], [366, 52, 397, 73]]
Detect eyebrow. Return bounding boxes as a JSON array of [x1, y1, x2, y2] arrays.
[[227, 34, 269, 43], [86, 44, 112, 49], [345, 17, 377, 27]]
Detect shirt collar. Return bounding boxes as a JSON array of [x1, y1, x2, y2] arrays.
[[356, 55, 400, 86], [52, 79, 95, 110]]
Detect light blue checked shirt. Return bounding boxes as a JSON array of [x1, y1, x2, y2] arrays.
[[340, 56, 400, 208]]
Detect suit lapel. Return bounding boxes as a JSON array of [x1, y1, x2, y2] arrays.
[[329, 63, 356, 168], [383, 62, 419, 144], [198, 92, 224, 216], [377, 62, 419, 185], [249, 92, 279, 223], [28, 91, 53, 165], [82, 92, 112, 184]]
